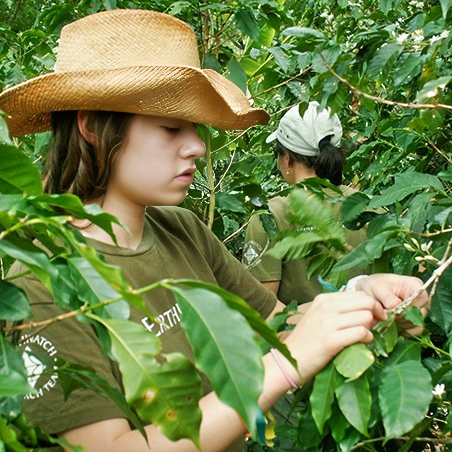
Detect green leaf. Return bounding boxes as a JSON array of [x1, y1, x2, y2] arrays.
[[93, 316, 203, 446], [340, 192, 371, 223], [369, 172, 445, 209], [57, 360, 146, 438], [416, 76, 451, 103], [367, 43, 403, 79], [310, 362, 336, 434], [334, 344, 374, 381], [0, 145, 42, 195], [67, 257, 130, 319], [225, 57, 248, 94], [439, 0, 451, 18], [174, 287, 264, 437], [379, 361, 432, 437], [0, 280, 31, 320], [234, 9, 259, 42], [268, 46, 290, 73], [335, 375, 371, 436], [282, 26, 325, 42], [0, 336, 33, 397], [332, 230, 394, 272]]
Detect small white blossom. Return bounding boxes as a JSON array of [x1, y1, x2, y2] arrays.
[[432, 383, 446, 397], [421, 241, 433, 252], [413, 29, 424, 43], [396, 33, 410, 44]]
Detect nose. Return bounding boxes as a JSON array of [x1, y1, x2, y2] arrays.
[[181, 125, 206, 159]]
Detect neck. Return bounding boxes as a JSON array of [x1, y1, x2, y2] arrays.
[[76, 197, 147, 250], [292, 162, 317, 184]]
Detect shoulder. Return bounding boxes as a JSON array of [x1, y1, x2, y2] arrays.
[[146, 206, 202, 227]]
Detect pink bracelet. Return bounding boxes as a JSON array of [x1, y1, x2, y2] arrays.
[[270, 348, 298, 389]]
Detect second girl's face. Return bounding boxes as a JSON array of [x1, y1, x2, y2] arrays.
[[106, 115, 206, 207]]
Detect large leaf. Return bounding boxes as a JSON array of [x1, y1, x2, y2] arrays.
[[379, 361, 432, 437], [174, 286, 264, 437], [164, 279, 291, 364], [0, 144, 42, 195], [0, 280, 31, 320], [335, 375, 371, 436], [369, 172, 445, 209], [367, 43, 403, 79], [67, 256, 130, 320], [92, 316, 203, 446], [333, 344, 374, 381], [310, 362, 336, 434], [0, 336, 33, 397], [234, 9, 259, 42]]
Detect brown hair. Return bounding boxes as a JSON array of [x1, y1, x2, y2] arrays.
[[43, 110, 133, 202]]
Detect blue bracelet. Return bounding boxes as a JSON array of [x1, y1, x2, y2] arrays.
[[256, 407, 267, 445]]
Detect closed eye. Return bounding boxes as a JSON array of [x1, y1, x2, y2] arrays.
[[164, 127, 180, 132]]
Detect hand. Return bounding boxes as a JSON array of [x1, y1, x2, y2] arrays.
[[356, 274, 429, 335], [284, 291, 387, 385]]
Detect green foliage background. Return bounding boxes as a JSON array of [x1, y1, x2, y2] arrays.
[[0, 0, 451, 450]]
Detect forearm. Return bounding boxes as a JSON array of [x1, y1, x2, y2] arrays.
[[62, 352, 292, 452]]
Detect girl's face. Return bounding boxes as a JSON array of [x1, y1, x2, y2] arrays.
[[106, 115, 206, 207]]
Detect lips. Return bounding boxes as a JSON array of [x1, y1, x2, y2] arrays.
[[175, 167, 196, 184]]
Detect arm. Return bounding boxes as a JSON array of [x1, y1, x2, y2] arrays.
[[61, 291, 385, 451]]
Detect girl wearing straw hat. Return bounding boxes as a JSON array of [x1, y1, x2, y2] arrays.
[[1, 9, 428, 451]]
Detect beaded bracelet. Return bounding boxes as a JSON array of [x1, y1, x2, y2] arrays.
[[270, 348, 298, 390]]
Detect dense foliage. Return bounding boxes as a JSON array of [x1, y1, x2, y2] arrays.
[[0, 0, 451, 450]]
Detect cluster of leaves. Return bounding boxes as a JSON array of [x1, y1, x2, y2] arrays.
[[0, 0, 451, 451]]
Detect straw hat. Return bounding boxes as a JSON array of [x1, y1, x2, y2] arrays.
[[0, 9, 269, 136]]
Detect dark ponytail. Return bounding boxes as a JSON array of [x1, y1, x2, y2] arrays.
[[275, 134, 345, 186], [313, 135, 345, 186]]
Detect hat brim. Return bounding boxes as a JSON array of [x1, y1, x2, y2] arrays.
[[265, 131, 277, 144], [0, 66, 269, 136]]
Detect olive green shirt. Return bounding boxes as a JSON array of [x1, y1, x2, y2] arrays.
[[242, 186, 367, 305], [11, 206, 277, 448]]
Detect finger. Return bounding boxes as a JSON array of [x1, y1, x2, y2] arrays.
[[326, 326, 374, 352]]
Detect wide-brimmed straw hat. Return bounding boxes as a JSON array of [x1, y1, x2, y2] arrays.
[[0, 9, 269, 136]]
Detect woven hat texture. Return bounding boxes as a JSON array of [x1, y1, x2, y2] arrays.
[[0, 9, 269, 136], [266, 101, 342, 156]]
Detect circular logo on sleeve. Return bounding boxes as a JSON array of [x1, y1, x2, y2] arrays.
[[20, 334, 59, 400]]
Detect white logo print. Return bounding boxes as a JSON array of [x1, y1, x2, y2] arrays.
[[20, 334, 59, 399]]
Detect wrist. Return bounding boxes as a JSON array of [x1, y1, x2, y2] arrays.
[[340, 274, 369, 292]]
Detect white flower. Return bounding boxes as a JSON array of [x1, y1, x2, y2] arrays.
[[413, 29, 424, 43], [421, 241, 433, 252], [430, 30, 450, 43], [432, 383, 446, 397], [396, 33, 410, 44]]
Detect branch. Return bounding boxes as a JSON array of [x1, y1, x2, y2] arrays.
[[318, 51, 452, 111], [394, 239, 452, 314]]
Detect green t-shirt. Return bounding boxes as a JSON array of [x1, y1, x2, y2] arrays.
[[11, 206, 277, 443], [242, 186, 367, 305]]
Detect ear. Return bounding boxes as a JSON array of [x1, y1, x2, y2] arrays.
[[285, 152, 294, 169], [77, 111, 97, 145]]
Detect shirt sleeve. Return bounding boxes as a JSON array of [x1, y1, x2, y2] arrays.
[[185, 212, 278, 319], [12, 268, 126, 435]]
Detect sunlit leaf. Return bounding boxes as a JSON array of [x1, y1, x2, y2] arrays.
[[334, 344, 374, 381], [175, 287, 263, 437], [93, 317, 202, 446]]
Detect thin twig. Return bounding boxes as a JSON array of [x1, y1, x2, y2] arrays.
[[318, 51, 452, 111]]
